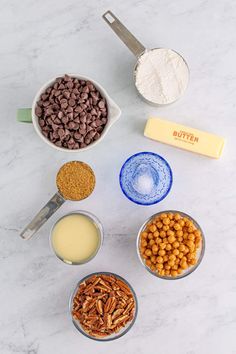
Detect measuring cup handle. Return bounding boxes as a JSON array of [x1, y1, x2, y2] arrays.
[[102, 10, 146, 58], [20, 192, 65, 240]]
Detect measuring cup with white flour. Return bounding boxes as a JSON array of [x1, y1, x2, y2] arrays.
[[103, 11, 189, 106]]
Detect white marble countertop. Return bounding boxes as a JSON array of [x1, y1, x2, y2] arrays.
[[0, 0, 236, 353]]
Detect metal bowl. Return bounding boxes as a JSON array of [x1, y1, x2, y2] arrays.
[[69, 272, 138, 341], [136, 210, 205, 279], [50, 211, 104, 265]]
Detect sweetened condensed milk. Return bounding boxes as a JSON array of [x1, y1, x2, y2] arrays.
[[51, 213, 101, 264]]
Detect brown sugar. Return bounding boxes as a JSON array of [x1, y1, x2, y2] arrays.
[[56, 161, 95, 201]]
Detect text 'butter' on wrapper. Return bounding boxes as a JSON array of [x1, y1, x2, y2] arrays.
[[144, 117, 225, 159]]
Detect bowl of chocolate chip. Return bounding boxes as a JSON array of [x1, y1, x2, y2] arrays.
[[17, 74, 121, 151]]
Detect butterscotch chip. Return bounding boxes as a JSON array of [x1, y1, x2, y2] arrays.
[[56, 161, 95, 200]]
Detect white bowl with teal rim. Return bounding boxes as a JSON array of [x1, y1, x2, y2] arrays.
[[16, 74, 121, 152]]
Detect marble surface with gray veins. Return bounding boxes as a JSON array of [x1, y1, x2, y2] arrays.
[[0, 0, 235, 353]]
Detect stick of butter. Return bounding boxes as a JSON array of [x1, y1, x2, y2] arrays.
[[144, 117, 225, 159]]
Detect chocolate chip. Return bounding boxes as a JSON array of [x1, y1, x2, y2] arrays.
[[35, 106, 42, 116], [81, 103, 87, 110], [94, 132, 100, 140], [67, 112, 74, 120], [79, 123, 86, 131], [46, 87, 52, 94], [43, 101, 50, 107], [67, 106, 73, 113], [39, 118, 45, 127], [64, 74, 71, 82], [73, 123, 80, 130], [98, 100, 105, 108], [61, 102, 68, 109], [37, 100, 43, 107], [55, 141, 62, 147], [58, 111, 63, 119], [35, 74, 108, 149], [41, 94, 48, 101], [90, 108, 97, 115], [89, 130, 96, 139], [66, 81, 73, 89], [63, 91, 70, 99], [68, 98, 76, 106], [82, 86, 89, 93], [79, 128, 86, 135], [73, 88, 79, 95], [74, 132, 82, 140], [45, 107, 53, 116], [54, 118, 61, 124], [47, 118, 53, 125], [68, 121, 76, 129], [81, 93, 88, 100], [52, 123, 59, 131], [80, 116, 86, 123], [85, 137, 91, 145], [61, 116, 68, 125], [91, 121, 97, 128], [75, 106, 83, 113], [53, 131, 59, 139], [42, 131, 49, 138], [101, 118, 107, 124], [95, 119, 103, 126], [58, 128, 65, 137], [73, 143, 80, 149], [90, 92, 98, 100], [88, 84, 95, 91]]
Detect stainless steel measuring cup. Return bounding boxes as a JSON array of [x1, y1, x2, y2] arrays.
[[102, 11, 189, 106], [20, 161, 95, 240]]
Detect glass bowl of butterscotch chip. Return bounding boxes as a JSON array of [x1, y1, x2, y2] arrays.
[[69, 272, 138, 341], [137, 210, 205, 280]]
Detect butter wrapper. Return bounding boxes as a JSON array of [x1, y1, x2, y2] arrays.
[[144, 117, 225, 159]]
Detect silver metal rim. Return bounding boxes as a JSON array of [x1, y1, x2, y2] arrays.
[[50, 210, 104, 265], [136, 210, 205, 280]]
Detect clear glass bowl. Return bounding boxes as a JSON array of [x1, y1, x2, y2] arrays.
[[69, 272, 138, 341], [136, 210, 205, 279], [119, 152, 173, 206], [50, 211, 104, 265]]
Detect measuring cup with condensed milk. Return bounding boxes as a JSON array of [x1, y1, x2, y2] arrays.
[[50, 211, 103, 265], [103, 11, 189, 106]]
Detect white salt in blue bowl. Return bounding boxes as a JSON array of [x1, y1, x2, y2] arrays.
[[119, 152, 173, 205]]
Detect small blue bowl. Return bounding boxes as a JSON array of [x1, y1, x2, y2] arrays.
[[119, 152, 173, 206]]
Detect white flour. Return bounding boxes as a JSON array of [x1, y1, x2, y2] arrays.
[[135, 48, 189, 105]]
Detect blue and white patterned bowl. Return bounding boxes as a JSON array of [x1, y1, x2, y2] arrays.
[[119, 152, 173, 205]]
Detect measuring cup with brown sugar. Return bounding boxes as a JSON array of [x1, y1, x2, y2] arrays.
[[20, 161, 96, 240]]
